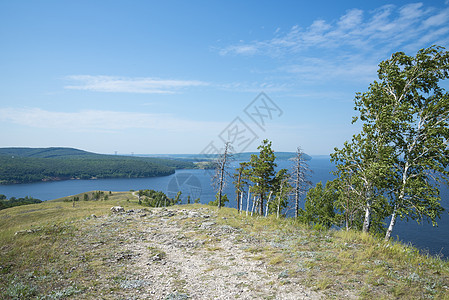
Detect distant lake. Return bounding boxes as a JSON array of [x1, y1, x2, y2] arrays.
[[0, 156, 447, 259]]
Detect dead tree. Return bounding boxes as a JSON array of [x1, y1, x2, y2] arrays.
[[291, 147, 312, 218], [212, 142, 233, 209]]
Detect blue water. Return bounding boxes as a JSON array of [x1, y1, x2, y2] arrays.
[[0, 156, 447, 258]]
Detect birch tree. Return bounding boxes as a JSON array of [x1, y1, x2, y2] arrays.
[[233, 162, 249, 214], [331, 132, 393, 233], [271, 168, 291, 218], [345, 45, 449, 240]]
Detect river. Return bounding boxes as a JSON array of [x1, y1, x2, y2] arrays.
[[0, 156, 447, 258]]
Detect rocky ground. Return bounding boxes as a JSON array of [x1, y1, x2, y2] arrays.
[[4, 200, 447, 299], [71, 206, 323, 299]]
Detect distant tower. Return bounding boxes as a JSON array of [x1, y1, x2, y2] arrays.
[[114, 151, 118, 155]]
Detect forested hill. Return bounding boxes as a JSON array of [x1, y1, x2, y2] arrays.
[[138, 151, 312, 162], [0, 147, 195, 184]]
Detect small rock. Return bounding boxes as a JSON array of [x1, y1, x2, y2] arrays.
[[14, 228, 40, 235], [111, 206, 124, 213], [200, 221, 216, 229], [120, 279, 151, 289], [165, 292, 190, 300], [278, 270, 289, 279], [188, 211, 200, 218], [151, 253, 165, 261]]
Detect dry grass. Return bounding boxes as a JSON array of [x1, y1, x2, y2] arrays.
[[1, 195, 448, 299]]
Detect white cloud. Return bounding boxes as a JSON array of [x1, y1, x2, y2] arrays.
[[0, 107, 222, 133], [219, 2, 448, 57], [423, 8, 449, 28], [338, 8, 363, 29], [64, 75, 209, 94]]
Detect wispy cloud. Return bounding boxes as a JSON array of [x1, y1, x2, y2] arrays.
[[217, 2, 449, 87], [64, 75, 209, 94], [0, 107, 222, 133], [219, 3, 449, 57]]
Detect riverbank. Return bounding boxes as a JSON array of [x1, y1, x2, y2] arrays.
[[0, 193, 448, 299]]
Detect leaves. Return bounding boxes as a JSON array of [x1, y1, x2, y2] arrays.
[[333, 45, 449, 239]]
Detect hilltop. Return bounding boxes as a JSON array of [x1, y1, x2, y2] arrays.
[[0, 147, 194, 184], [0, 192, 448, 299]]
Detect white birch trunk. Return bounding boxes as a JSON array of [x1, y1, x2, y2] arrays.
[[362, 200, 371, 233], [385, 206, 397, 241], [246, 189, 251, 216], [251, 196, 257, 217], [265, 191, 273, 217]]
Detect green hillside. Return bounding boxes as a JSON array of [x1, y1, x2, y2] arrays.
[[0, 147, 195, 184], [0, 147, 96, 158]]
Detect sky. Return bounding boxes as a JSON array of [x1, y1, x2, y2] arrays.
[[1, 0, 449, 155]]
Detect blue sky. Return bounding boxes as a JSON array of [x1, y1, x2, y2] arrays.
[[1, 0, 448, 155]]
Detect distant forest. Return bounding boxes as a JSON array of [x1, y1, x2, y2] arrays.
[[0, 147, 195, 184], [0, 194, 42, 210], [140, 151, 312, 162]]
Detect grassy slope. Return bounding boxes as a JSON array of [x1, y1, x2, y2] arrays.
[[0, 194, 448, 299]]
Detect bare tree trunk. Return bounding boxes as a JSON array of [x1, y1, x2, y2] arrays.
[[277, 200, 280, 219], [218, 166, 225, 209], [345, 191, 349, 231], [385, 162, 409, 241], [385, 206, 397, 241], [246, 189, 251, 216], [362, 200, 371, 233], [251, 195, 257, 216], [235, 170, 242, 213], [214, 142, 232, 209], [292, 147, 312, 218], [362, 186, 373, 233], [295, 184, 299, 218], [240, 191, 244, 213], [265, 191, 273, 217], [277, 183, 284, 219]]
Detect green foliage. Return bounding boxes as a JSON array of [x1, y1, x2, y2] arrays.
[[0, 194, 42, 210], [92, 191, 104, 201], [331, 45, 449, 239], [0, 147, 195, 184], [139, 189, 175, 207], [299, 181, 336, 228], [267, 168, 291, 216], [174, 191, 182, 205], [5, 280, 38, 299], [208, 193, 229, 207], [249, 139, 277, 215]]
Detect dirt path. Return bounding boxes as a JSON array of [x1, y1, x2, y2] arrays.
[[76, 207, 322, 299]]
